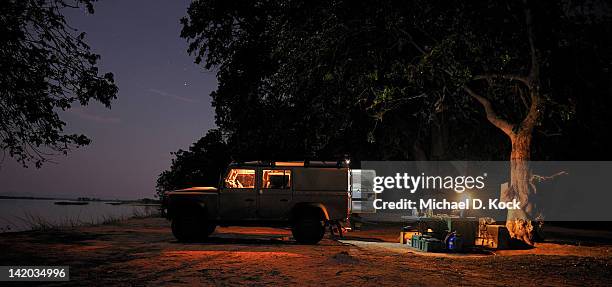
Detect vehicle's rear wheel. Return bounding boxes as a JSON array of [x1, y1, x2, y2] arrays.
[[171, 216, 215, 242], [292, 211, 325, 244]]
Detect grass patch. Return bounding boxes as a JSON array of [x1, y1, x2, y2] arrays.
[[12, 206, 160, 232]]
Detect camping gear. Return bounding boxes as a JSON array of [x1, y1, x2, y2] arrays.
[[485, 225, 511, 249], [444, 218, 478, 247], [446, 232, 464, 251], [411, 234, 421, 249], [400, 231, 418, 244], [421, 238, 443, 252]]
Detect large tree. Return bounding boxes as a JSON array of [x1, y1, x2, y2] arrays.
[[381, 0, 611, 244], [178, 0, 612, 244], [257, 0, 611, 244], [0, 0, 117, 167]]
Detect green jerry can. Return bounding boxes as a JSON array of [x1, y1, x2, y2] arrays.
[[418, 234, 432, 250], [421, 238, 443, 252], [417, 234, 432, 251], [411, 234, 421, 249]]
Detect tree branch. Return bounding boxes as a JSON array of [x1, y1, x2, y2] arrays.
[[463, 85, 514, 136], [473, 74, 530, 86], [524, 0, 539, 81], [396, 27, 427, 54], [520, 0, 543, 134], [520, 90, 541, 134]]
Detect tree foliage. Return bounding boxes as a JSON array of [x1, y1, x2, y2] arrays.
[[261, 0, 611, 150], [156, 129, 230, 197], [180, 0, 385, 161], [158, 0, 612, 195], [0, 0, 118, 167]]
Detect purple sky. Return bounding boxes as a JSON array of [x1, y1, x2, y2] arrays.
[[0, 0, 217, 200]]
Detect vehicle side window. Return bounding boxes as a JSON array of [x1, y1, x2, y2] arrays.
[[262, 170, 291, 189], [224, 169, 255, 189]]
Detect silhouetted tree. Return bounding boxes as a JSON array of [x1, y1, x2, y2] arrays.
[[180, 0, 386, 161], [156, 129, 230, 198], [179, 1, 508, 163], [0, 0, 117, 167]]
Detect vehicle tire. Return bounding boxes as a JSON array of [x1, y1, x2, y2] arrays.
[[205, 223, 217, 236], [292, 210, 325, 244], [171, 216, 212, 242]]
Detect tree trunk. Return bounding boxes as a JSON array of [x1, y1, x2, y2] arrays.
[[462, 0, 543, 246], [466, 83, 543, 246], [504, 132, 537, 245]]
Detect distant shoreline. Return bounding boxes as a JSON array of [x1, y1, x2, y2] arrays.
[[0, 195, 160, 204], [0, 195, 67, 201]]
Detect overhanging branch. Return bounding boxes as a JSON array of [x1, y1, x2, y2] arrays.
[[463, 85, 514, 136]]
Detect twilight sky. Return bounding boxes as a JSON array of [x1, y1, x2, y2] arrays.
[[0, 0, 217, 199]]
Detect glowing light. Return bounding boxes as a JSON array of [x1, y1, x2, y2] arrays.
[[275, 162, 304, 167]]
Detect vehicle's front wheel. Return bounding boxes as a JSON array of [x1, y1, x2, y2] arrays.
[[171, 216, 215, 242], [292, 211, 325, 244], [205, 223, 216, 236]]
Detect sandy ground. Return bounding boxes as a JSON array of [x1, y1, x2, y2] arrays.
[[1, 217, 611, 286]]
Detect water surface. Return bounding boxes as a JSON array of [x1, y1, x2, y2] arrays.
[[0, 199, 158, 233]]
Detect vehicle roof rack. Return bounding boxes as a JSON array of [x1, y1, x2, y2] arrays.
[[229, 160, 348, 168]]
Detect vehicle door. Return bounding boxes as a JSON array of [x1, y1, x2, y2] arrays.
[[257, 169, 292, 219], [219, 168, 257, 220]]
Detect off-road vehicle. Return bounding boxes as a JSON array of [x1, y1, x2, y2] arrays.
[[162, 161, 374, 244]]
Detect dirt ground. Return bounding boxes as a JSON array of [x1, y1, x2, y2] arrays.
[[1, 217, 611, 286]]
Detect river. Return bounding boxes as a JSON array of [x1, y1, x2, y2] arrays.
[[0, 199, 159, 233]]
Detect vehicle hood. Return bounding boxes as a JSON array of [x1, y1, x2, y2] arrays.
[[167, 186, 218, 194]]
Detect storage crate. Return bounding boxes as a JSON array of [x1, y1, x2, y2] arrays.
[[485, 225, 510, 249], [400, 231, 417, 244]]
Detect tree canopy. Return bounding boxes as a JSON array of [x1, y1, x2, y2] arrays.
[[0, 0, 117, 167], [158, 0, 612, 195], [156, 129, 230, 197]]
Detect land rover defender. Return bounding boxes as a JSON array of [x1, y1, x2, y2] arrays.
[[162, 161, 374, 244]]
